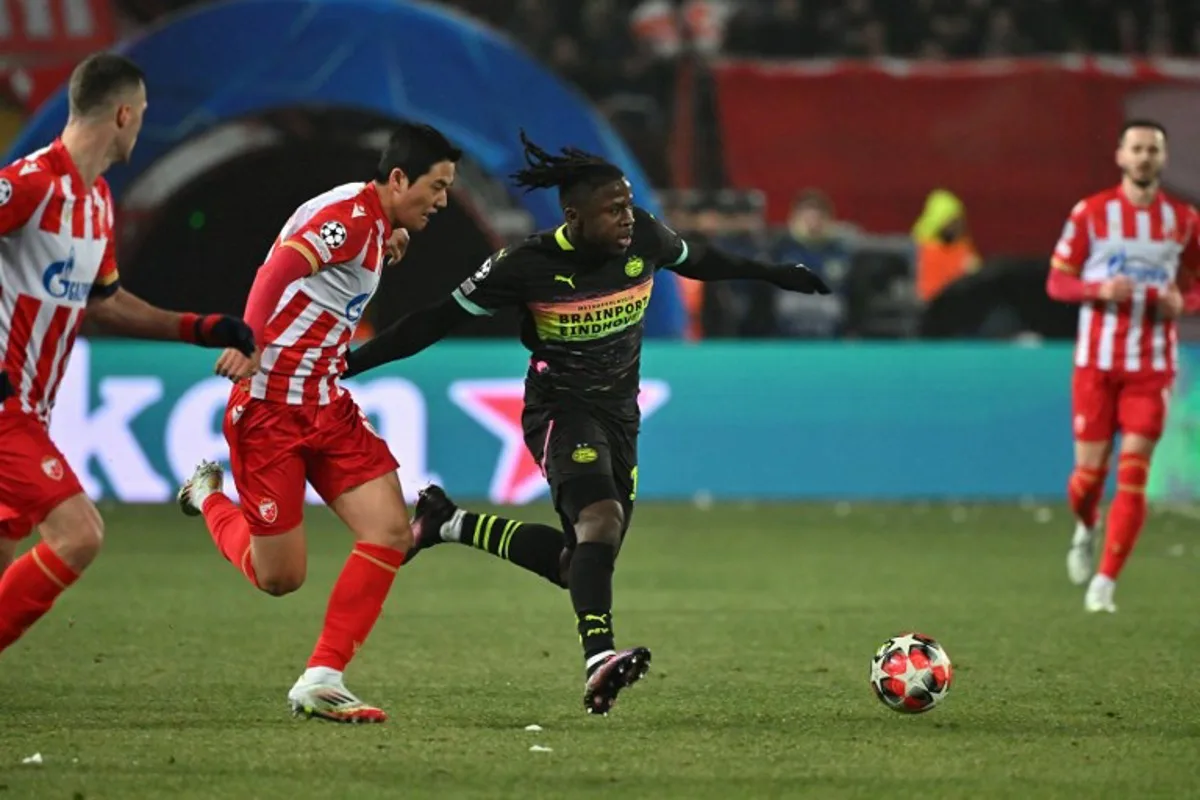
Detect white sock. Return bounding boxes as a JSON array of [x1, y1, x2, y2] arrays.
[[191, 483, 216, 510], [299, 666, 343, 686], [586, 650, 616, 673], [1089, 573, 1115, 591], [1071, 522, 1094, 547], [440, 508, 466, 542]]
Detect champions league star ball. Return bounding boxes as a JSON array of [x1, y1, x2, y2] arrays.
[[869, 632, 953, 714]]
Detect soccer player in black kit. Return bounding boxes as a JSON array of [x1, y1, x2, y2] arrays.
[[344, 134, 829, 715]]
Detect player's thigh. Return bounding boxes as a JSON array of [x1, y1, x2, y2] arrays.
[[224, 396, 308, 537], [39, 492, 104, 572], [327, 471, 412, 551], [1071, 369, 1117, 462], [1117, 374, 1172, 448], [541, 414, 626, 543], [610, 422, 640, 539], [0, 536, 19, 573], [308, 397, 409, 550], [0, 414, 98, 569]]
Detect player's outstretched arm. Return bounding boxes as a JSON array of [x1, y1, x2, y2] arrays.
[[87, 287, 255, 354], [343, 297, 470, 378], [665, 239, 831, 295]]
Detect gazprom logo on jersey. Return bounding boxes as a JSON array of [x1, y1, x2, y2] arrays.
[[345, 293, 370, 322], [1106, 250, 1169, 285], [43, 250, 92, 302]]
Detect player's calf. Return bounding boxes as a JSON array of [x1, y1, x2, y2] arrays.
[[0, 493, 100, 654], [180, 460, 306, 595], [413, 484, 569, 586]]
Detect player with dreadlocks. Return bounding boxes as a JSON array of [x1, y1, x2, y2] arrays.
[[344, 132, 829, 715]]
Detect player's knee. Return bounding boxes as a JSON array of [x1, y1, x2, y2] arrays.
[[42, 503, 104, 571], [574, 500, 624, 548], [257, 568, 305, 597], [357, 516, 413, 553]]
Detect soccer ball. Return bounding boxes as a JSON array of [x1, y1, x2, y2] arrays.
[[869, 632, 953, 714]]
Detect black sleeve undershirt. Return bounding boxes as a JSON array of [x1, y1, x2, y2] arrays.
[[343, 296, 470, 378]]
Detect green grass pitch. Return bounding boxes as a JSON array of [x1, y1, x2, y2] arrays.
[[2, 501, 1198, 799]]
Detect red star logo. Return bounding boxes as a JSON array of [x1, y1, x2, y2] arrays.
[[448, 379, 670, 504]]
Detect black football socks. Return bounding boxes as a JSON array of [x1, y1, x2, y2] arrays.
[[569, 541, 617, 676], [450, 511, 567, 588]]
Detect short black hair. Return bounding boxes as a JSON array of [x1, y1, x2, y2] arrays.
[[792, 188, 833, 215], [68, 52, 145, 117], [375, 122, 462, 183], [510, 130, 625, 209], [1120, 119, 1167, 144]]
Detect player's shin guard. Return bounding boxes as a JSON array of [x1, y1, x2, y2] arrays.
[[460, 512, 567, 587], [201, 493, 259, 588], [569, 541, 616, 675], [0, 542, 79, 653], [1067, 465, 1108, 527], [1098, 454, 1149, 580], [307, 542, 406, 672]]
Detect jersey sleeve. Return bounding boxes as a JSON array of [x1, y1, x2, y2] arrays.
[[278, 206, 373, 274], [0, 161, 52, 237], [451, 247, 524, 316], [634, 206, 689, 269], [1052, 200, 1090, 275], [1179, 206, 1200, 282], [90, 180, 120, 299]]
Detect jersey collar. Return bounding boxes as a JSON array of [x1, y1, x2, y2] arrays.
[[50, 138, 88, 190], [362, 182, 392, 235]]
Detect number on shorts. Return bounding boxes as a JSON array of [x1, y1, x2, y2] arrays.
[[629, 465, 639, 501]]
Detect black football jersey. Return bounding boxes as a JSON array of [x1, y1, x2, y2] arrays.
[[451, 207, 688, 418]]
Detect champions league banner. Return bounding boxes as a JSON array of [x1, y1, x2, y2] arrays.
[[44, 339, 1200, 504]]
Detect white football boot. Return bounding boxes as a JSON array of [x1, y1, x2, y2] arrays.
[[288, 667, 387, 723], [1066, 521, 1096, 586], [178, 460, 224, 516], [1084, 574, 1117, 613]]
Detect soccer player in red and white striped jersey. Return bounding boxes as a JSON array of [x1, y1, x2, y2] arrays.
[[1048, 119, 1200, 613], [177, 123, 461, 723], [0, 53, 255, 655]]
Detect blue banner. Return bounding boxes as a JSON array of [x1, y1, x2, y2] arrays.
[[42, 340, 1200, 503]]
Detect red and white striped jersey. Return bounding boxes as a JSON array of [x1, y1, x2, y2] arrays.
[[1053, 186, 1200, 374], [0, 139, 119, 423], [249, 182, 391, 405]]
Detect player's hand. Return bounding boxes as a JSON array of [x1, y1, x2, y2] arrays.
[[214, 347, 260, 381], [1098, 276, 1134, 302], [774, 264, 832, 295], [385, 229, 410, 264], [1159, 284, 1184, 319], [191, 314, 256, 356]]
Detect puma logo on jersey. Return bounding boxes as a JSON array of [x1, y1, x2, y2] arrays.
[[554, 274, 576, 289]]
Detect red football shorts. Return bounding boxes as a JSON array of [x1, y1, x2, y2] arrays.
[[223, 384, 399, 536], [0, 410, 85, 541], [1072, 368, 1173, 442]]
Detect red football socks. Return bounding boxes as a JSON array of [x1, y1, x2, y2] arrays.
[[0, 541, 79, 653], [202, 493, 259, 588], [1067, 465, 1107, 528], [1098, 454, 1149, 580], [307, 542, 406, 671]]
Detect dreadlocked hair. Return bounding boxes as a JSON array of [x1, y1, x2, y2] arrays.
[[510, 130, 625, 207]]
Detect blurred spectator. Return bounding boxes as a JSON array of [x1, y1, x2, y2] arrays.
[[770, 190, 849, 337], [912, 190, 982, 303]]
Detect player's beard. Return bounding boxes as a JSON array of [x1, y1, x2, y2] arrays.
[[1126, 165, 1159, 189]]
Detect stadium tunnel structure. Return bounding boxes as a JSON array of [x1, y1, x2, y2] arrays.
[[6, 0, 686, 336]]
